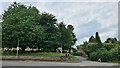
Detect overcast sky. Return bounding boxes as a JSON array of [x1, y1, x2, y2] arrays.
[[0, 0, 118, 45]]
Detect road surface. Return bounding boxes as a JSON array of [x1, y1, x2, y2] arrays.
[[1, 60, 119, 66], [0, 56, 119, 66]]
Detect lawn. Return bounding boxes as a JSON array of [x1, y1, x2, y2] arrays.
[[2, 52, 78, 62], [2, 52, 64, 57]]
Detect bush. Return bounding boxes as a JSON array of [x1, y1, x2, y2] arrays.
[[103, 43, 114, 51], [109, 48, 119, 61], [89, 52, 98, 61], [84, 43, 103, 57], [89, 48, 110, 62], [71, 51, 82, 56]]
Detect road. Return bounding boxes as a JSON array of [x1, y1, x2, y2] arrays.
[[0, 56, 119, 66], [1, 60, 119, 66]]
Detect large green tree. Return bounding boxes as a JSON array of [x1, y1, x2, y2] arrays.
[[2, 2, 44, 51], [2, 2, 77, 52], [58, 22, 73, 51], [67, 25, 77, 45], [67, 25, 77, 53], [38, 12, 60, 52]]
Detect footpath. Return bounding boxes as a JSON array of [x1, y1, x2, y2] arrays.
[[75, 56, 119, 66]]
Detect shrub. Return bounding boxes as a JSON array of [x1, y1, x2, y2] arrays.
[[103, 43, 114, 51], [84, 43, 103, 57], [71, 51, 82, 56], [89, 52, 98, 61], [109, 48, 119, 61], [89, 48, 110, 62]]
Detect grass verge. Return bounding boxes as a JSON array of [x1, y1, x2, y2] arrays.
[[2, 52, 64, 57]]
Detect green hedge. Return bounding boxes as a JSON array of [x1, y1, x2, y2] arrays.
[[71, 51, 82, 56], [89, 48, 110, 62], [109, 48, 119, 61], [89, 47, 119, 62]]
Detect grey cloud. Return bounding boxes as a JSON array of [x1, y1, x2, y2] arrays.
[[34, 2, 118, 44], [75, 19, 101, 40]]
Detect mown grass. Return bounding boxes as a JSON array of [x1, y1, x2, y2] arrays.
[[2, 52, 64, 57], [2, 52, 78, 62]]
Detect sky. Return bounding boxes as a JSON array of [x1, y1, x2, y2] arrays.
[[0, 0, 119, 46]]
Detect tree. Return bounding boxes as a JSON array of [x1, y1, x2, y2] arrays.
[[0, 22, 2, 49], [2, 2, 77, 52], [67, 25, 74, 31], [90, 48, 110, 62], [67, 25, 77, 44], [88, 36, 96, 43], [84, 43, 102, 57], [67, 25, 77, 53], [95, 32, 102, 43], [80, 32, 103, 57], [109, 48, 119, 61], [103, 43, 114, 51], [2, 2, 44, 51], [105, 37, 118, 43], [58, 22, 73, 51], [38, 12, 60, 52]]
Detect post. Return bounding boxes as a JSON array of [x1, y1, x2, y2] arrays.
[[61, 45, 62, 55], [16, 38, 19, 58]]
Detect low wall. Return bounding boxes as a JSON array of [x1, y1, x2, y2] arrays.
[[1, 56, 71, 61]]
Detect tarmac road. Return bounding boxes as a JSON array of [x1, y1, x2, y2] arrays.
[[1, 60, 119, 66], [1, 56, 119, 66]]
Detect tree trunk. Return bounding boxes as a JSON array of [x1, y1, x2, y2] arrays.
[[38, 47, 40, 52], [2, 48, 4, 52], [21, 47, 25, 52], [68, 48, 71, 53]]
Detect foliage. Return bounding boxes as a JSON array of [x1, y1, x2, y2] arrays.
[[109, 48, 119, 61], [37, 12, 59, 52], [57, 22, 73, 50], [67, 25, 77, 45], [2, 2, 44, 51], [105, 37, 117, 43], [103, 43, 114, 51], [90, 48, 110, 62], [95, 32, 102, 44], [2, 2, 76, 52], [90, 47, 119, 62], [80, 32, 119, 62], [71, 51, 82, 56], [88, 36, 96, 43]]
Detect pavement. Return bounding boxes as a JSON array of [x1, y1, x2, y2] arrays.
[[75, 56, 87, 61], [1, 56, 119, 66]]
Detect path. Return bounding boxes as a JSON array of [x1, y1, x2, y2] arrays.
[[74, 56, 119, 66]]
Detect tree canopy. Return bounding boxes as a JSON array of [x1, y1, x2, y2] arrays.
[[2, 2, 77, 52]]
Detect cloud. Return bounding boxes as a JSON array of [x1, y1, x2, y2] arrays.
[[0, 0, 119, 2], [38, 2, 118, 45]]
